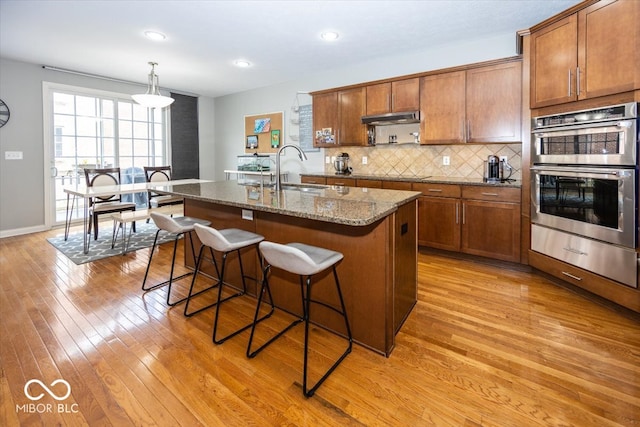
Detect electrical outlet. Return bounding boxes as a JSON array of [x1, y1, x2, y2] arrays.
[[5, 151, 23, 160], [325, 156, 330, 164], [500, 155, 508, 163], [442, 156, 450, 166], [362, 156, 368, 165]]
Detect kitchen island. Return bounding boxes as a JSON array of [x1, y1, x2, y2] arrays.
[[153, 180, 420, 356]]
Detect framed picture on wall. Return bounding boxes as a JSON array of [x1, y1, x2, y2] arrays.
[[271, 129, 280, 148], [246, 134, 258, 149]]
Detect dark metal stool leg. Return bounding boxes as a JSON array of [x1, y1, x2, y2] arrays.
[[212, 248, 270, 344], [246, 265, 296, 357]]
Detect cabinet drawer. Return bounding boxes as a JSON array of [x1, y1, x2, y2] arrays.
[[412, 183, 461, 198], [357, 179, 382, 188], [383, 181, 412, 191], [462, 186, 520, 202], [300, 176, 327, 185], [327, 177, 356, 187]]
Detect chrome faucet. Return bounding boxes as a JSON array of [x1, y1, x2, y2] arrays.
[[275, 144, 307, 191]]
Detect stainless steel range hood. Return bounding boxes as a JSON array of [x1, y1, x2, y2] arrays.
[[361, 110, 420, 125]]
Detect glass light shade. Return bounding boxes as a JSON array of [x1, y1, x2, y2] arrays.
[[132, 93, 174, 109]]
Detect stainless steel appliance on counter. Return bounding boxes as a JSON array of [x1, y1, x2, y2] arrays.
[[333, 152, 352, 175], [530, 103, 639, 288]]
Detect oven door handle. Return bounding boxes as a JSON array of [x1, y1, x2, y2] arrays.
[[530, 166, 621, 177]]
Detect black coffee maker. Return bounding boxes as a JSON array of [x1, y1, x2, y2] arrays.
[[485, 155, 501, 182], [484, 155, 513, 182]]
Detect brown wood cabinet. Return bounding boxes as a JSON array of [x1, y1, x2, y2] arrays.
[[413, 183, 462, 250], [356, 179, 382, 188], [313, 88, 367, 147], [420, 60, 522, 144], [414, 183, 521, 262], [461, 187, 521, 262], [530, 0, 640, 108], [366, 78, 420, 115]]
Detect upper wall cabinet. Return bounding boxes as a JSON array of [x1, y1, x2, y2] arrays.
[[366, 78, 420, 115], [313, 87, 367, 147], [530, 0, 639, 108], [420, 60, 522, 144]]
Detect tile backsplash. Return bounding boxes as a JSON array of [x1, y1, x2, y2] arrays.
[[325, 143, 522, 181]]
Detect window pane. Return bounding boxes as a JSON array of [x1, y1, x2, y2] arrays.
[[54, 93, 75, 114], [133, 121, 148, 139], [102, 118, 115, 138], [133, 104, 148, 121], [133, 139, 149, 156], [76, 136, 97, 157], [76, 117, 98, 137], [119, 120, 132, 138], [76, 96, 97, 117], [118, 102, 132, 119], [119, 138, 133, 156], [101, 100, 114, 118], [54, 114, 75, 134]]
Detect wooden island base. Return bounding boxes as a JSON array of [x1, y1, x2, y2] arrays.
[[184, 198, 417, 356]]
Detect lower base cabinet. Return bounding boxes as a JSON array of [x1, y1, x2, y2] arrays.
[[416, 183, 521, 263]]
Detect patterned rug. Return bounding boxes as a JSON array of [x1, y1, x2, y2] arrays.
[[47, 221, 179, 264]]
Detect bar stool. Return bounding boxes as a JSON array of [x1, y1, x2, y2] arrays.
[[186, 223, 271, 345], [247, 241, 352, 398], [142, 212, 211, 306]]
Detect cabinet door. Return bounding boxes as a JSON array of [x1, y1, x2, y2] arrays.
[[418, 196, 460, 251], [466, 61, 522, 143], [420, 72, 466, 144], [366, 83, 391, 115], [530, 14, 578, 108], [338, 87, 367, 146], [461, 200, 521, 262], [578, 0, 640, 99], [300, 176, 327, 185], [312, 92, 338, 147], [391, 78, 420, 112]]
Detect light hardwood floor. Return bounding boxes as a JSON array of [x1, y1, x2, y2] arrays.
[[1, 226, 639, 426]]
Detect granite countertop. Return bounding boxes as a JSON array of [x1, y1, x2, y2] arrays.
[[153, 180, 421, 226], [304, 172, 522, 188]]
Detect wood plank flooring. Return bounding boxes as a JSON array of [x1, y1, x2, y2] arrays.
[[1, 226, 639, 426]]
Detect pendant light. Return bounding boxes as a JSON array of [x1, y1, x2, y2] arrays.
[[132, 62, 174, 109]]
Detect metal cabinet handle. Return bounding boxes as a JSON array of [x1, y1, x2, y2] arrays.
[[481, 192, 499, 197], [462, 203, 465, 225], [576, 67, 581, 96], [428, 189, 443, 193], [567, 69, 572, 97], [455, 202, 459, 224], [562, 271, 582, 281]]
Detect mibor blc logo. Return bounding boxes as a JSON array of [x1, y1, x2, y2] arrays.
[[16, 379, 79, 414]]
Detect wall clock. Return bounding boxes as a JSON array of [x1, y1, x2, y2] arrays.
[[0, 99, 9, 128]]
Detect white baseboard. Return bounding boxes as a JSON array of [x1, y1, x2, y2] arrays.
[[0, 224, 49, 239]]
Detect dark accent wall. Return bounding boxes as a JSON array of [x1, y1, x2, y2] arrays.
[[170, 93, 199, 179]]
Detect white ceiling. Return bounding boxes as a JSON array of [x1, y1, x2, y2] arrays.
[[0, 0, 579, 98]]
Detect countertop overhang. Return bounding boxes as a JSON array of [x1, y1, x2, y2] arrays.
[[153, 180, 420, 226]]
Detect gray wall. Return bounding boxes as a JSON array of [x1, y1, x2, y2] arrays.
[[0, 31, 516, 236]]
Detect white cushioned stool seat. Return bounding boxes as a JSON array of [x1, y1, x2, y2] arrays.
[[194, 223, 264, 253], [141, 212, 211, 306], [259, 241, 343, 276]]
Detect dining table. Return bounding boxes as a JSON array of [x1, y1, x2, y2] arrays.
[[62, 179, 211, 254]]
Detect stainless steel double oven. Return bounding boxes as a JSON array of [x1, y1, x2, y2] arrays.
[[530, 102, 638, 288]]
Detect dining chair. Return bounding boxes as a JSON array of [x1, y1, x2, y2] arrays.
[[144, 166, 184, 209], [84, 167, 137, 240]]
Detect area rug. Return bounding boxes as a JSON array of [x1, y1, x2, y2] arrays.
[[47, 221, 179, 265]]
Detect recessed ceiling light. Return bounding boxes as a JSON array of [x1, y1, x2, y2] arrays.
[[144, 31, 166, 41], [234, 60, 251, 68], [320, 31, 339, 41]]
